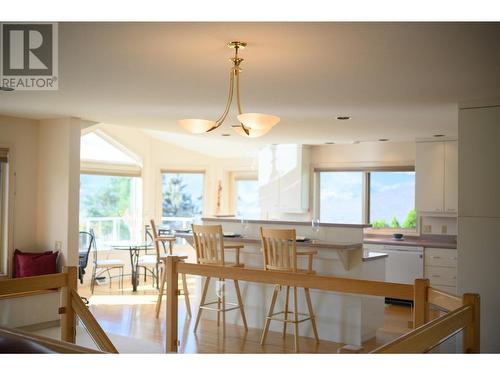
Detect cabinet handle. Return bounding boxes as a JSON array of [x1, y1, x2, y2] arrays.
[[431, 275, 440, 278], [431, 256, 441, 259]]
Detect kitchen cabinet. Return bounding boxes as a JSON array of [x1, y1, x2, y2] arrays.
[[424, 247, 457, 294], [416, 140, 458, 214]]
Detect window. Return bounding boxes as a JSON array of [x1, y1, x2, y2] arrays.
[[79, 131, 143, 243], [235, 178, 260, 219], [319, 172, 364, 224], [369, 171, 416, 229], [79, 174, 142, 242], [0, 149, 9, 275], [316, 168, 416, 229], [162, 172, 204, 229]]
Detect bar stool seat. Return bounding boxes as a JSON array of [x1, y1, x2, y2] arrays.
[[259, 227, 320, 353]]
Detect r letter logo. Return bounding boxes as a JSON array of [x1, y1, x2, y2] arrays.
[[1, 23, 58, 90]]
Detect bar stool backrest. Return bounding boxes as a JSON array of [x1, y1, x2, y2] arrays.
[[150, 219, 164, 262], [260, 227, 297, 272], [191, 224, 225, 265]]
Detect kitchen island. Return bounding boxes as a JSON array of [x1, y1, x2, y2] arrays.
[[181, 218, 387, 346]]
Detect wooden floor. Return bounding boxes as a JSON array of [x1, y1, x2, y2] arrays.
[[77, 273, 412, 354]]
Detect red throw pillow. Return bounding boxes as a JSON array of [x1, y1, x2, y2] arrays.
[[13, 250, 53, 277], [14, 251, 58, 278]]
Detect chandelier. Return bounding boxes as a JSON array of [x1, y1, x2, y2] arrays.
[[177, 41, 280, 138]]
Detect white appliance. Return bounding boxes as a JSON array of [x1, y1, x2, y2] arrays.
[[380, 245, 424, 284]]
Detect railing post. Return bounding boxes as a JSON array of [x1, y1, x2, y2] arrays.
[[463, 293, 480, 353], [61, 266, 77, 343], [413, 278, 430, 328], [166, 256, 180, 353]]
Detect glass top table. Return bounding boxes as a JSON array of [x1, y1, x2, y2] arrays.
[[108, 241, 155, 292]]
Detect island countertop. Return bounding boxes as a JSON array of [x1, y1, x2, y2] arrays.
[[174, 232, 386, 262]]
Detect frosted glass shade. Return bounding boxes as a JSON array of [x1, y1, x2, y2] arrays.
[[232, 125, 271, 138], [177, 119, 215, 134], [237, 113, 280, 130]]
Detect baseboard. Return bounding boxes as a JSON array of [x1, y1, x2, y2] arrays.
[[17, 319, 60, 332]]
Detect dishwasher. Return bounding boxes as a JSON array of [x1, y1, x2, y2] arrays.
[[380, 244, 424, 305]]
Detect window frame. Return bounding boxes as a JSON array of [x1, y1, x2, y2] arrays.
[[0, 148, 11, 277], [314, 166, 416, 233]]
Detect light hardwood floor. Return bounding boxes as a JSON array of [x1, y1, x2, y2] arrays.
[[77, 272, 413, 354]]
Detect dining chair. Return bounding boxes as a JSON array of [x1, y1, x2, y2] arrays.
[[259, 227, 319, 353], [78, 231, 93, 284], [137, 228, 160, 288], [151, 219, 191, 318], [90, 228, 125, 294], [191, 224, 248, 336]]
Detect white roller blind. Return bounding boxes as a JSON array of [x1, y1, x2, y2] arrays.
[[0, 148, 8, 163], [80, 161, 141, 177]]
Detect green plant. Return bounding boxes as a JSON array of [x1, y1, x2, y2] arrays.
[[401, 209, 417, 229], [390, 217, 400, 228]]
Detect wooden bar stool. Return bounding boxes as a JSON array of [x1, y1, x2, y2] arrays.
[[259, 227, 319, 353], [191, 224, 248, 336], [151, 219, 191, 318]]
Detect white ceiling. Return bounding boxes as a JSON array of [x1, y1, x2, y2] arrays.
[[1, 22, 499, 157]]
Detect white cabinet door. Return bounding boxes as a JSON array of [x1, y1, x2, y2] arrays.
[[416, 142, 445, 213], [444, 141, 458, 213]]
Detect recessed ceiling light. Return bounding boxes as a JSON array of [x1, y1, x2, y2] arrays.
[[324, 142, 335, 145], [0, 86, 14, 92], [378, 138, 389, 142], [221, 133, 231, 137], [433, 134, 445, 137], [336, 116, 350, 120]]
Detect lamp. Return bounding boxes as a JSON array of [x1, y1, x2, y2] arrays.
[[177, 41, 279, 137]]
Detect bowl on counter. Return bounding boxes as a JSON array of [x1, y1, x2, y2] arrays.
[[392, 233, 404, 240]]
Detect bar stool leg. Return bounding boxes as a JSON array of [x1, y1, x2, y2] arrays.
[[293, 286, 299, 353], [282, 286, 290, 338], [181, 273, 191, 318], [217, 279, 222, 327], [234, 280, 248, 331], [304, 288, 319, 343], [194, 277, 210, 332], [260, 285, 280, 345], [222, 279, 226, 337], [155, 265, 166, 318]]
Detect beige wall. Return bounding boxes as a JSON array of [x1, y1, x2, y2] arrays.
[[0, 115, 81, 328], [311, 141, 415, 168], [0, 115, 40, 275], [458, 105, 500, 352]]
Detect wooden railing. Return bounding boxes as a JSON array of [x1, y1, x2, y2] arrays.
[[162, 256, 480, 354], [372, 281, 480, 353], [0, 266, 118, 354]]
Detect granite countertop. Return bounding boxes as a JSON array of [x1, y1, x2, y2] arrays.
[[363, 234, 457, 249]]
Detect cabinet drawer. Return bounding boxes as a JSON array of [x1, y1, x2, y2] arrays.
[[425, 266, 457, 286], [425, 248, 457, 267]]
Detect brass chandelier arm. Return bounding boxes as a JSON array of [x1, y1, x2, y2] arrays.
[[207, 68, 235, 132], [235, 67, 250, 135]]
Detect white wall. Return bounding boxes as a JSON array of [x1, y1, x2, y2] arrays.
[[458, 105, 500, 353]]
